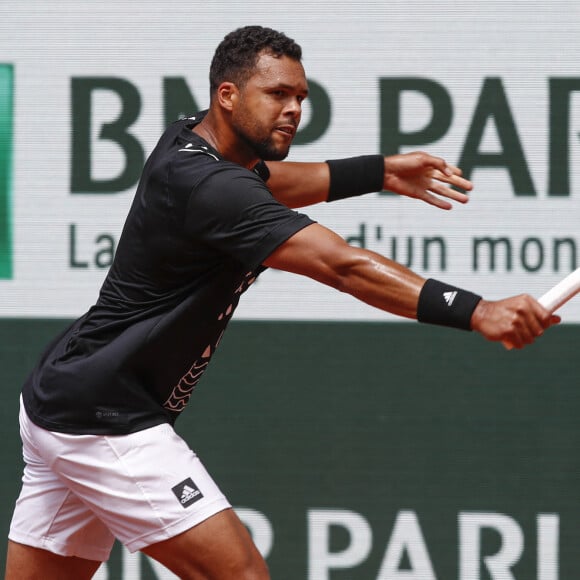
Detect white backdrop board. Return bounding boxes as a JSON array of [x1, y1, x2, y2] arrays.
[[0, 0, 579, 320]]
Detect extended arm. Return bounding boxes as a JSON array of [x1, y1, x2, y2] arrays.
[[265, 152, 473, 209], [263, 223, 559, 348]]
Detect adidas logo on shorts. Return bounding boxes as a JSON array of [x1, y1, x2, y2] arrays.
[[172, 477, 204, 508]]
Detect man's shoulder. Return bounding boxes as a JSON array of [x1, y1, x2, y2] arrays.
[[166, 110, 208, 131]]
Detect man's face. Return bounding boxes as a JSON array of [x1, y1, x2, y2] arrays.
[[231, 52, 308, 161]]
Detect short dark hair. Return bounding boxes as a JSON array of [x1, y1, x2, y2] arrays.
[[209, 26, 302, 96]]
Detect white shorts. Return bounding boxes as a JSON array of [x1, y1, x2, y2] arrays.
[[9, 398, 231, 561]]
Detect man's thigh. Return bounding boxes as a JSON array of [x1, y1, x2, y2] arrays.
[[5, 540, 103, 580], [143, 508, 270, 580]]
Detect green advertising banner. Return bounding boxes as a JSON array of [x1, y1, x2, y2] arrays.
[[1, 320, 578, 579], [0, 64, 13, 279]]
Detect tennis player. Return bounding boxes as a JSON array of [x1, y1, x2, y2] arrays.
[[5, 26, 559, 579]]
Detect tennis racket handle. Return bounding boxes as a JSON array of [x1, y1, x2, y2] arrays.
[[537, 267, 580, 313], [502, 267, 580, 350]]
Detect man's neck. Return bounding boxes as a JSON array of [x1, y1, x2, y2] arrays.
[[192, 110, 258, 170]]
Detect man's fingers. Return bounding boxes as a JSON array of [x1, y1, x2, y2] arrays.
[[443, 163, 463, 176], [505, 304, 560, 349], [475, 294, 559, 349], [421, 191, 453, 210], [386, 152, 474, 209], [432, 168, 473, 192], [508, 296, 555, 346], [428, 181, 470, 204]]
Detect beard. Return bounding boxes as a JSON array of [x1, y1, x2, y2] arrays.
[[250, 137, 291, 161], [235, 124, 292, 161], [232, 104, 295, 161]]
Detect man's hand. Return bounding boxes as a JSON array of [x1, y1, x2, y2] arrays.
[[470, 295, 561, 349], [384, 151, 473, 210]]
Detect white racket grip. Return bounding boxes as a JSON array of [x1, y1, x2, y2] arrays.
[[502, 267, 580, 350], [537, 267, 580, 313]]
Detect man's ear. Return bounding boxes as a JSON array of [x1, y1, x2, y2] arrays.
[[216, 82, 238, 112]]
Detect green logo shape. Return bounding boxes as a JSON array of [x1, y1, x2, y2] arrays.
[[0, 64, 13, 279]]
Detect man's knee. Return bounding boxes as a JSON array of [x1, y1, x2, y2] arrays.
[[214, 538, 269, 580], [235, 550, 270, 580]]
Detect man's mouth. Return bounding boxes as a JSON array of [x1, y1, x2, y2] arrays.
[[275, 124, 296, 137]]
